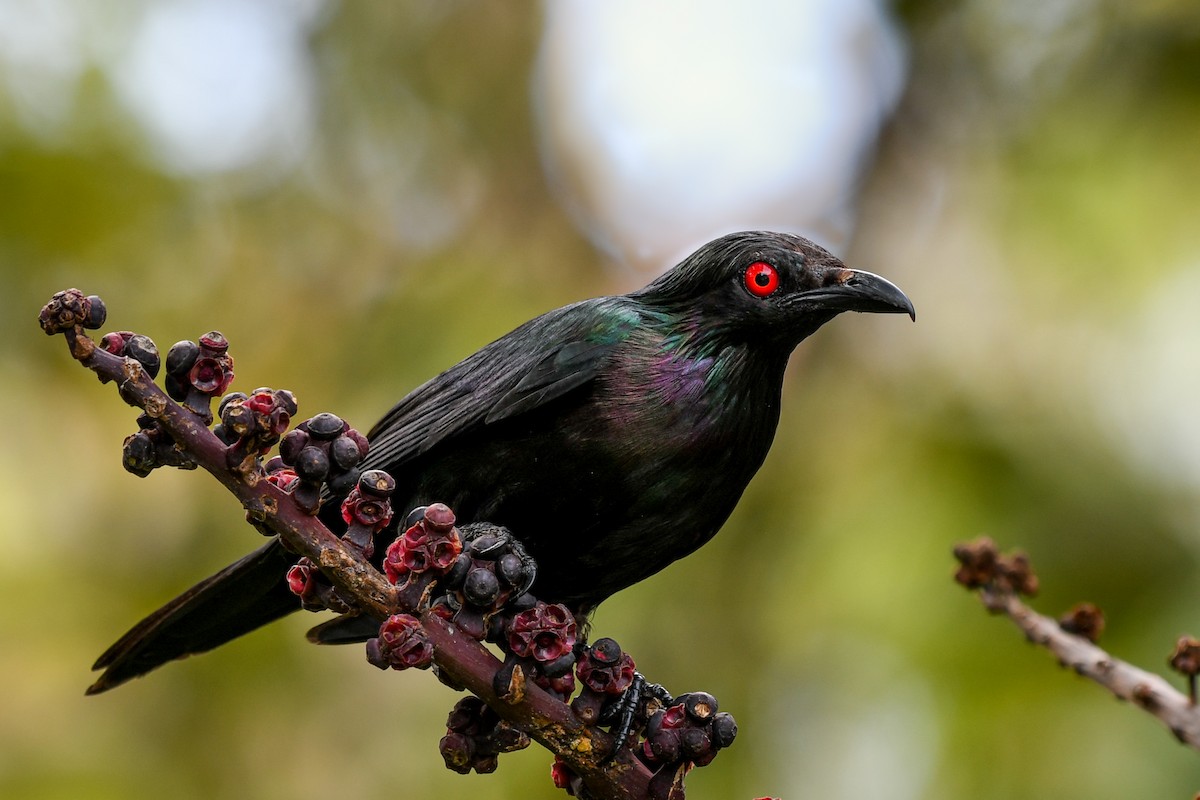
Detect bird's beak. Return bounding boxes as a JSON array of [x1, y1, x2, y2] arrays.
[[802, 268, 916, 321]]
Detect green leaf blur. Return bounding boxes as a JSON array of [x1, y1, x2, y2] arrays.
[[4, 3, 1200, 798]]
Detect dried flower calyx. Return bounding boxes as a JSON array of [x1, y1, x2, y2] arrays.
[[953, 536, 1038, 597], [366, 613, 433, 671], [285, 557, 350, 613], [339, 469, 396, 558], [1058, 602, 1105, 643], [39, 288, 106, 335]]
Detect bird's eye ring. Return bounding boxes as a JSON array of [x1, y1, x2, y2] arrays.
[[744, 262, 779, 297]]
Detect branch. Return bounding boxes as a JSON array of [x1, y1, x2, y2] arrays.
[[954, 537, 1200, 751], [39, 290, 679, 800]]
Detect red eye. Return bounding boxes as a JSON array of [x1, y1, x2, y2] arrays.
[[744, 262, 779, 297]]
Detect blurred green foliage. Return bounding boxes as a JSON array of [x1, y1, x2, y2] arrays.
[[4, 2, 1200, 798]]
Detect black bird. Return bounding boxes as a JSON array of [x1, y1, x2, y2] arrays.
[[88, 231, 913, 694]]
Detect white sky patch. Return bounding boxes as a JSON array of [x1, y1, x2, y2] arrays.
[[110, 0, 321, 176], [0, 0, 86, 136], [1091, 263, 1200, 491], [534, 0, 907, 273]]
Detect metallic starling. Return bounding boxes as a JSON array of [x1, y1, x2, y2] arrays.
[[88, 230, 914, 694]]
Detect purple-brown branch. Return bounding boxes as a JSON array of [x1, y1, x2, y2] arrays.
[[40, 289, 658, 800]]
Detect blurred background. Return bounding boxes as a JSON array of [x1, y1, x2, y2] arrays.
[[4, 1, 1200, 797]]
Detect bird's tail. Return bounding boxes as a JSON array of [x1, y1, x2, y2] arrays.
[[87, 538, 298, 695]]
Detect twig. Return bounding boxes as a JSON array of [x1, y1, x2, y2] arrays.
[[985, 589, 1200, 747], [955, 538, 1200, 751]]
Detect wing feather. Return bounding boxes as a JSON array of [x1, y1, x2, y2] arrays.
[[363, 299, 637, 470]]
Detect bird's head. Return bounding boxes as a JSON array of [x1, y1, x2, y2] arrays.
[[634, 231, 915, 350]]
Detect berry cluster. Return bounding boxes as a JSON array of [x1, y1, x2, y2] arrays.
[[277, 412, 369, 513], [549, 691, 741, 799], [98, 330, 161, 396], [164, 333, 235, 423], [430, 522, 537, 640], [439, 696, 530, 775], [214, 388, 297, 473], [382, 503, 464, 610], [339, 469, 396, 558], [570, 637, 636, 725], [640, 692, 737, 769], [121, 413, 197, 477], [493, 600, 579, 700], [38, 288, 106, 335], [91, 330, 197, 479], [284, 471, 398, 610]]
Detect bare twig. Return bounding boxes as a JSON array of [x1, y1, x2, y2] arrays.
[[955, 538, 1200, 751], [983, 589, 1200, 748]]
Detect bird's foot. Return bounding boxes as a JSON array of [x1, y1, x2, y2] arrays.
[[598, 671, 674, 760]]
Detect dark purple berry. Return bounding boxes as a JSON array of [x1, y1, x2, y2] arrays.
[[124, 333, 160, 377], [122, 431, 155, 477], [165, 340, 199, 375], [496, 552, 529, 588], [218, 391, 248, 417], [164, 373, 187, 401], [294, 447, 329, 483], [463, 567, 501, 608], [509, 592, 537, 612], [442, 554, 471, 588], [357, 469, 395, 498], [404, 505, 428, 529], [591, 637, 622, 664], [540, 651, 576, 679], [469, 534, 503, 559], [84, 295, 107, 328], [680, 727, 710, 760], [278, 429, 309, 463], [325, 469, 358, 496], [646, 728, 681, 763], [439, 732, 474, 774], [330, 435, 362, 470], [711, 712, 737, 749], [682, 691, 718, 721], [306, 412, 343, 440]]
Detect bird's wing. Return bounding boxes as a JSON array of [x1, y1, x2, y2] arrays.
[[483, 339, 616, 423], [364, 299, 638, 470]]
